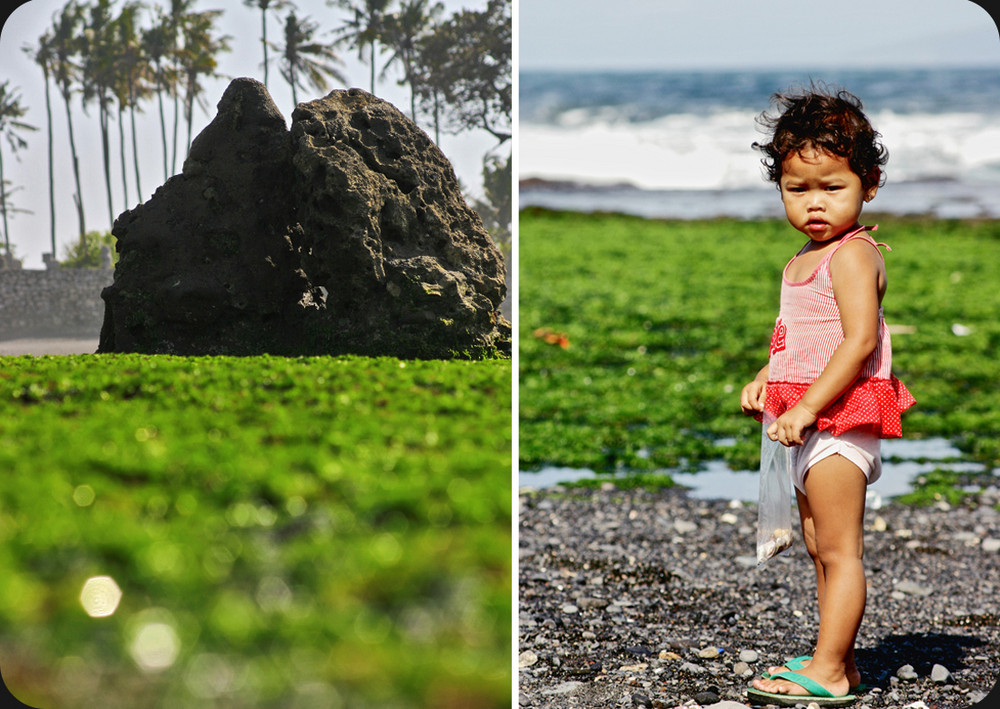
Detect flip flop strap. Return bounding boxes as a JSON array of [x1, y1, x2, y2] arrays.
[[770, 670, 835, 698]]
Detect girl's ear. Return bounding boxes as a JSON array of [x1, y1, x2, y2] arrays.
[[863, 168, 880, 202]]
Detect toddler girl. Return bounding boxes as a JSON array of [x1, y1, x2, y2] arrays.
[[740, 86, 915, 706]]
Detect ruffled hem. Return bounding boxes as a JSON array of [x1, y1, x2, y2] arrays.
[[756, 376, 916, 438]]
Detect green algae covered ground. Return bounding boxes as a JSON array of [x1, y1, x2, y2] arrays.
[[519, 210, 1000, 477], [0, 354, 511, 708]]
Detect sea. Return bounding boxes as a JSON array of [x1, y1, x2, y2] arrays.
[[519, 68, 1000, 219]]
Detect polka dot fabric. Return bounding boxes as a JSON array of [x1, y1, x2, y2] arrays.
[[764, 378, 915, 438], [761, 225, 916, 438]]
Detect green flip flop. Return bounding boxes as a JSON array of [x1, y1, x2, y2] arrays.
[[761, 658, 866, 693], [747, 670, 857, 707], [761, 655, 812, 679]]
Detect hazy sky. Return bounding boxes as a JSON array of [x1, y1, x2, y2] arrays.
[[519, 0, 1000, 71], [0, 0, 495, 268]]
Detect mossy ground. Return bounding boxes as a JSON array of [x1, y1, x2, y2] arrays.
[[0, 354, 511, 709], [519, 210, 1000, 478]]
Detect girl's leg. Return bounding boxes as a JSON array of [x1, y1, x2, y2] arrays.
[[753, 453, 867, 697], [765, 485, 861, 687]]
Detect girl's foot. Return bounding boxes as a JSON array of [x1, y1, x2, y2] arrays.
[[753, 665, 853, 699], [766, 657, 861, 689]]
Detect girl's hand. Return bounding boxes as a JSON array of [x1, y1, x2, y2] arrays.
[[740, 379, 767, 417], [766, 403, 818, 446]]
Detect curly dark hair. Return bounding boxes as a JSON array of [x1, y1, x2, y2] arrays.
[[753, 84, 888, 193]]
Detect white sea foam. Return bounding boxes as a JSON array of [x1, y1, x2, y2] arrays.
[[521, 109, 1000, 193]]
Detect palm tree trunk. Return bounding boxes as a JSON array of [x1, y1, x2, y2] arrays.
[[62, 91, 86, 238], [185, 77, 195, 156], [369, 42, 376, 93], [130, 99, 142, 199], [172, 85, 180, 173], [0, 149, 8, 253], [99, 102, 115, 226], [44, 71, 56, 257], [118, 103, 130, 208], [261, 9, 269, 86], [156, 70, 169, 180]]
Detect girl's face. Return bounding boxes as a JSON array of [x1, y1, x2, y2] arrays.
[[779, 147, 877, 242]]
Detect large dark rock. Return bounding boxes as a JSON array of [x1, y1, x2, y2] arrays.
[[99, 78, 509, 358]]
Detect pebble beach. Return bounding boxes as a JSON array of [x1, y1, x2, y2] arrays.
[[518, 484, 1000, 709]]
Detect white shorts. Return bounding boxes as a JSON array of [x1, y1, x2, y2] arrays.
[[790, 427, 882, 495]]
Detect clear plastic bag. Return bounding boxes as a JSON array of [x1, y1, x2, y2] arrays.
[[757, 413, 794, 567]]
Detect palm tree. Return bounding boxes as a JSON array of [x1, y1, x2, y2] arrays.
[[332, 0, 395, 94], [380, 0, 441, 119], [244, 0, 294, 88], [50, 1, 87, 238], [276, 11, 345, 106], [177, 10, 230, 154], [142, 10, 178, 181], [79, 0, 118, 226], [22, 30, 58, 257], [111, 1, 149, 204], [0, 82, 37, 255], [166, 0, 199, 174]]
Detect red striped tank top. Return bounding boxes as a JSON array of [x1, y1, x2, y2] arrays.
[[764, 225, 915, 438]]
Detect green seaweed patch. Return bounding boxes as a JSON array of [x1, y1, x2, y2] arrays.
[[519, 211, 1000, 474], [0, 353, 511, 709], [895, 468, 977, 507]]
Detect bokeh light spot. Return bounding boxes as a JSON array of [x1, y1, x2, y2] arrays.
[[80, 575, 122, 617], [72, 484, 95, 507], [129, 617, 181, 672]]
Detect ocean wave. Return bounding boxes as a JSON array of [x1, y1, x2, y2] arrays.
[[520, 110, 1000, 191]]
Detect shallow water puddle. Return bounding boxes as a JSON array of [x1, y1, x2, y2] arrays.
[[519, 437, 988, 503]]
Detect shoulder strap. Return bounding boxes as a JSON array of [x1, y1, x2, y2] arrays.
[[833, 224, 889, 261]]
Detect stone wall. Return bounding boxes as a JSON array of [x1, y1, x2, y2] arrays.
[[0, 268, 112, 340]]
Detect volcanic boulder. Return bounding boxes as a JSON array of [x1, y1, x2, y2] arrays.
[[99, 78, 509, 358]]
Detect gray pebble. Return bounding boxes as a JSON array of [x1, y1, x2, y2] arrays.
[[739, 649, 759, 663], [541, 681, 584, 696], [982, 538, 1000, 553], [631, 692, 653, 708], [897, 664, 919, 681], [733, 661, 751, 677], [674, 519, 698, 534], [693, 690, 720, 705], [519, 650, 539, 668], [930, 664, 952, 684], [680, 661, 708, 675], [561, 603, 579, 614], [894, 580, 933, 596]]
